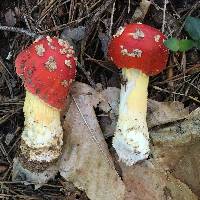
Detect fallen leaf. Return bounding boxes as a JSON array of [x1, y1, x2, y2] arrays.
[[61, 26, 86, 42], [99, 87, 120, 114], [5, 9, 16, 27], [59, 82, 125, 200], [147, 100, 189, 128], [98, 31, 109, 56], [121, 160, 198, 200], [151, 108, 200, 169], [98, 87, 120, 137], [0, 164, 8, 174], [173, 143, 200, 196]]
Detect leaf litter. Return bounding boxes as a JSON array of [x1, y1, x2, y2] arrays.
[[0, 0, 199, 199]]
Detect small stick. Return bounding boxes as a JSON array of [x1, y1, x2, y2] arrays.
[[109, 1, 116, 37], [162, 0, 168, 33], [0, 25, 40, 38], [132, 0, 151, 22]]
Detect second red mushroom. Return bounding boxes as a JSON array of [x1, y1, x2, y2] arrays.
[[108, 23, 169, 165]]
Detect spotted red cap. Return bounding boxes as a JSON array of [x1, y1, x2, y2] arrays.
[[15, 36, 77, 109], [108, 23, 169, 76]]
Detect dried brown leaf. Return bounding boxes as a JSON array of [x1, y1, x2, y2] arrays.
[[151, 108, 200, 169], [0, 164, 8, 174], [5, 9, 16, 27], [147, 99, 189, 128], [59, 82, 125, 200], [173, 143, 200, 196], [121, 160, 198, 200]]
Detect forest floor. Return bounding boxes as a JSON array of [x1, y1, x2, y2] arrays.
[[0, 0, 199, 199]]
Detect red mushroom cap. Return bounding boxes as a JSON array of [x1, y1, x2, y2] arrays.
[[15, 36, 77, 109], [108, 23, 169, 76]]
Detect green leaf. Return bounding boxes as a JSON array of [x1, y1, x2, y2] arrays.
[[185, 16, 200, 41], [164, 38, 179, 52], [178, 39, 194, 52]]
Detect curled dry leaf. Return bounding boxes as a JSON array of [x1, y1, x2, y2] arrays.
[[98, 87, 120, 137], [151, 108, 200, 169], [59, 82, 125, 200], [98, 31, 110, 56], [0, 164, 8, 174], [61, 26, 86, 42], [147, 99, 189, 128], [120, 160, 198, 200], [5, 9, 16, 27], [173, 143, 200, 196]]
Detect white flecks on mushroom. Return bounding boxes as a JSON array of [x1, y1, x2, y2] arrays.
[[113, 26, 125, 38], [45, 56, 57, 71], [66, 54, 72, 58], [121, 46, 142, 58], [67, 48, 75, 55], [61, 80, 69, 87], [65, 60, 72, 68], [35, 44, 45, 56], [110, 57, 113, 61], [58, 39, 70, 48], [154, 35, 161, 42], [69, 79, 73, 84], [60, 47, 75, 55], [46, 36, 56, 49], [60, 48, 67, 54], [46, 36, 52, 43], [50, 45, 56, 50], [130, 28, 145, 39]]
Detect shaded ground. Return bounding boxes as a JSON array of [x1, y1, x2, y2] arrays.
[[0, 0, 199, 199]]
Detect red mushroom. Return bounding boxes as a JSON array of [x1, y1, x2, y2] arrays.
[[14, 36, 77, 179], [108, 23, 169, 165]]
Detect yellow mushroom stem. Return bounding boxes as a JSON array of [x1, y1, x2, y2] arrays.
[[113, 68, 150, 165], [20, 91, 63, 166]]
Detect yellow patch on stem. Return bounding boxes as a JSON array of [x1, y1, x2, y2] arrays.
[[24, 91, 60, 125], [122, 68, 149, 113]]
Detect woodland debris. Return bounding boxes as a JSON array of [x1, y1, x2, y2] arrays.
[[121, 160, 198, 200], [59, 82, 125, 200], [151, 108, 200, 169]]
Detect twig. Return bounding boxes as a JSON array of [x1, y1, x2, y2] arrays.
[[162, 0, 168, 33], [152, 86, 200, 104], [0, 26, 40, 38], [109, 1, 116, 37], [128, 0, 131, 13], [132, 0, 151, 22]]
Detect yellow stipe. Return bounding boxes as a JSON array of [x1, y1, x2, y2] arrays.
[[123, 68, 149, 113], [24, 91, 60, 125]]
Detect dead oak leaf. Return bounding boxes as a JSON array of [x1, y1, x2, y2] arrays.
[[59, 82, 125, 200]]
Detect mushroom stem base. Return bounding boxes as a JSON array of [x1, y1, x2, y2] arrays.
[[18, 91, 63, 172], [12, 157, 59, 187], [113, 68, 150, 165]]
